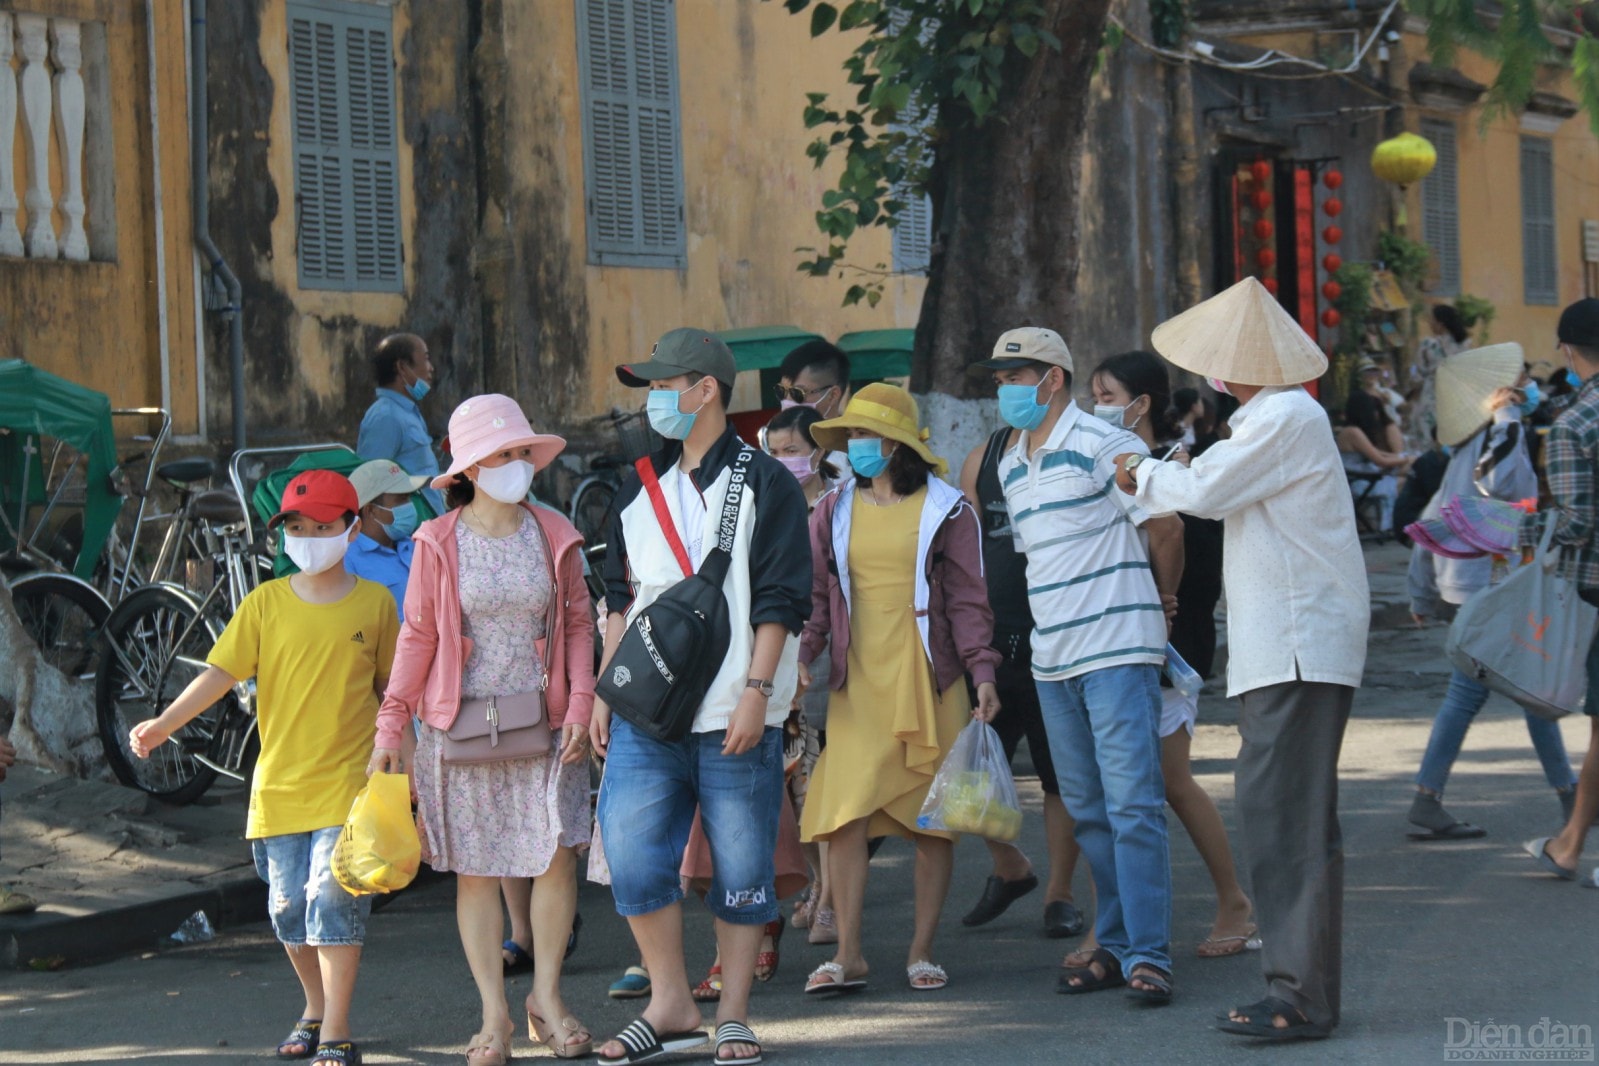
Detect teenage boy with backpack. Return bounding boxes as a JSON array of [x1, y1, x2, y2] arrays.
[[590, 328, 811, 1066]]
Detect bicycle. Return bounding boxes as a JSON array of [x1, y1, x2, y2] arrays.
[[568, 408, 657, 601], [93, 443, 354, 804]]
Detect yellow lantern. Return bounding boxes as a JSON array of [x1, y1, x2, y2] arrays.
[[1371, 132, 1437, 187]]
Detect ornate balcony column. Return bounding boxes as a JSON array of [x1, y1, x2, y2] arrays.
[[50, 18, 87, 261], [0, 15, 24, 257], [16, 14, 56, 259]]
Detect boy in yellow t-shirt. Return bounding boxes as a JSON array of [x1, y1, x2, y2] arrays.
[[130, 471, 398, 1066]]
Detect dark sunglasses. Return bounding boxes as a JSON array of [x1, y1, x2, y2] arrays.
[[774, 383, 835, 404]]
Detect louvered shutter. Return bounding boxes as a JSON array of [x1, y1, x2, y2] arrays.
[[1521, 137, 1558, 306], [1420, 119, 1460, 295], [892, 191, 932, 275], [577, 0, 685, 267], [288, 1, 403, 292]]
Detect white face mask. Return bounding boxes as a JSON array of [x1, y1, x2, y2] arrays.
[[475, 459, 536, 504], [283, 531, 352, 576], [1093, 399, 1144, 431]]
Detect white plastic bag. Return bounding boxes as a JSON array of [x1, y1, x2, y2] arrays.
[[1446, 522, 1597, 720], [916, 720, 1023, 841], [1164, 643, 1202, 698]]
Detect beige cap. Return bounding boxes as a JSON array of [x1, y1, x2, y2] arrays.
[[1435, 342, 1525, 447], [969, 327, 1074, 376], [1151, 277, 1328, 387], [349, 459, 429, 508]]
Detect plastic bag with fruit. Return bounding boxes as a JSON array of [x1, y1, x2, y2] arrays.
[[915, 720, 1023, 841]]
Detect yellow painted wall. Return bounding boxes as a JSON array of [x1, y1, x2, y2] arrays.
[[0, 0, 200, 434]]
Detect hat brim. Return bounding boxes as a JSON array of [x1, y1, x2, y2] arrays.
[[966, 357, 1045, 376], [268, 503, 353, 529], [811, 414, 949, 477], [430, 433, 567, 490], [357, 473, 431, 507], [617, 360, 704, 388]]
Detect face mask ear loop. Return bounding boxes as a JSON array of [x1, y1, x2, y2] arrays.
[[687, 380, 714, 417]]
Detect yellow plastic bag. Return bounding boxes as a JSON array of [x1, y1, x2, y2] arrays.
[[332, 772, 421, 896]]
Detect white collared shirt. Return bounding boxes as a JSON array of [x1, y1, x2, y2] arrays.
[[1134, 386, 1370, 696]]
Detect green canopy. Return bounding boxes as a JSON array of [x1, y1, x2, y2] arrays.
[[0, 360, 122, 579], [837, 329, 914, 380], [718, 326, 825, 373]]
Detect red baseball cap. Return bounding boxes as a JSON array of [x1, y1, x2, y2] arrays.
[[268, 469, 360, 529]]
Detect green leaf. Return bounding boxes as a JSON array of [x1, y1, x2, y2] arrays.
[[866, 288, 882, 308], [811, 2, 838, 36], [784, 0, 811, 12], [844, 284, 866, 306]]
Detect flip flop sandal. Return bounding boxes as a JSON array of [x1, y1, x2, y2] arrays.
[[1057, 948, 1125, 995], [804, 961, 868, 995], [1061, 947, 1098, 969], [1216, 996, 1332, 1042], [276, 1019, 322, 1059], [755, 919, 784, 982], [1196, 927, 1261, 958], [714, 1020, 763, 1066], [502, 938, 534, 974], [599, 1019, 708, 1065], [1126, 964, 1173, 1005], [609, 966, 652, 999], [907, 960, 948, 991], [309, 1041, 362, 1065], [1407, 821, 1487, 841], [693, 964, 724, 1002], [1524, 836, 1577, 880]]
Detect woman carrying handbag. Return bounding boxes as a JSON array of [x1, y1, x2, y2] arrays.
[[370, 394, 596, 1064]]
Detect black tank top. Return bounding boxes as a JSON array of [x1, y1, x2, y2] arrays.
[[975, 427, 1035, 647]]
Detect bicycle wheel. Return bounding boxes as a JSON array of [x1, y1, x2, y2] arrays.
[[9, 572, 112, 679], [570, 478, 616, 553], [95, 584, 223, 804]]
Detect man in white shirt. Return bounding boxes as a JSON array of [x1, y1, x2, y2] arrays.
[[1113, 278, 1369, 1042]]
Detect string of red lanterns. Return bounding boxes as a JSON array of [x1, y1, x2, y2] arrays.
[[1319, 168, 1344, 332]]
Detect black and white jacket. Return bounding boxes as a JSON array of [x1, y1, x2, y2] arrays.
[[603, 427, 812, 733]]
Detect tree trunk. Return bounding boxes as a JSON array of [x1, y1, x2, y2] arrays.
[[0, 582, 101, 778], [914, 0, 1115, 395]]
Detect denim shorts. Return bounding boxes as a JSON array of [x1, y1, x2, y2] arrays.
[[597, 718, 784, 924], [251, 826, 371, 947]]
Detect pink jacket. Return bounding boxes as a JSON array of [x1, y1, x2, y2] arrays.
[[374, 505, 595, 750]]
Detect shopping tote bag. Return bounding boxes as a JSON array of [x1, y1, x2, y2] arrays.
[[332, 772, 421, 895]]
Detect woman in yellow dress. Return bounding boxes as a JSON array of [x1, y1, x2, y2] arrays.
[[797, 384, 1001, 994]]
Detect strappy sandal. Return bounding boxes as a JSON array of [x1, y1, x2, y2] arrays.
[[1216, 996, 1332, 1042], [598, 1018, 708, 1065], [906, 960, 948, 991], [693, 964, 723, 1002], [1126, 963, 1174, 1005], [807, 906, 837, 945], [803, 961, 867, 995], [714, 1020, 763, 1066], [310, 1041, 361, 1066], [464, 1028, 512, 1066], [1058, 947, 1125, 994], [1196, 925, 1261, 958], [276, 1019, 321, 1059], [528, 1002, 594, 1060], [792, 894, 814, 930], [754, 919, 784, 982]]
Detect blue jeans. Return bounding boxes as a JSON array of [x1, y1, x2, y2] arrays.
[[1037, 664, 1171, 975], [1415, 668, 1577, 794], [596, 718, 784, 924], [251, 826, 371, 947]]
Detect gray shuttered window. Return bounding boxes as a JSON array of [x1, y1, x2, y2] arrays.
[[576, 0, 686, 268], [892, 191, 932, 275], [1419, 119, 1460, 295], [288, 0, 403, 292], [1521, 136, 1558, 306]]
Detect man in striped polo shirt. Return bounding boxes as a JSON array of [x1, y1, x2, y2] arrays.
[[972, 327, 1184, 1003]]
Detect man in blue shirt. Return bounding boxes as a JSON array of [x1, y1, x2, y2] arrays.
[[344, 459, 427, 621], [356, 333, 443, 513]]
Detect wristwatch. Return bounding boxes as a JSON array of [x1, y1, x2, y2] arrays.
[[1123, 454, 1147, 477], [746, 678, 775, 698]]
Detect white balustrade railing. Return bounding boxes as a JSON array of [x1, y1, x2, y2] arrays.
[[0, 11, 101, 262]]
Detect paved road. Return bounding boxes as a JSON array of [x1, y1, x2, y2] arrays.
[[3, 620, 1597, 1064]]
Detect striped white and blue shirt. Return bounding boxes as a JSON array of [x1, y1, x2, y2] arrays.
[[998, 403, 1165, 681]]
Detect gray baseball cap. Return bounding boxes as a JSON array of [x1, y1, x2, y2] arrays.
[[616, 328, 738, 388]]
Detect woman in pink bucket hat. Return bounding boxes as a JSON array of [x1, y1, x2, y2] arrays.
[[371, 394, 597, 1062]]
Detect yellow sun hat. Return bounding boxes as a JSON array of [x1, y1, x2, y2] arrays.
[[811, 383, 948, 477]]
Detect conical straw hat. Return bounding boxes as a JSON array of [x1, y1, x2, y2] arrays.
[[1434, 342, 1524, 447], [1150, 277, 1328, 386]]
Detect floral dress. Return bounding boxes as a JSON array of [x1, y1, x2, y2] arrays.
[[413, 511, 590, 878]]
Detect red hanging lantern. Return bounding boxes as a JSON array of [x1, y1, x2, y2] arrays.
[[1322, 280, 1342, 301], [1253, 219, 1274, 241], [1323, 170, 1344, 190], [1261, 277, 1280, 296], [1251, 189, 1272, 212], [1250, 159, 1272, 184], [1321, 308, 1342, 328], [1323, 225, 1343, 244], [1257, 248, 1276, 269], [1323, 253, 1343, 273], [1323, 197, 1343, 218]]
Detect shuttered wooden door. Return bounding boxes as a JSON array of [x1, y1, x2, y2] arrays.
[[1420, 119, 1460, 295], [1521, 136, 1558, 306]]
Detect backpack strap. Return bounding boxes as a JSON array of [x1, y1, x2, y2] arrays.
[[635, 457, 694, 579], [697, 444, 754, 587]]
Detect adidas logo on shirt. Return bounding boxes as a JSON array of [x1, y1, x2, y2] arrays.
[[350, 631, 366, 644]]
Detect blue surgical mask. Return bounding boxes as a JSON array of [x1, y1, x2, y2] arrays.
[[646, 386, 703, 440], [1568, 369, 1584, 389], [847, 437, 892, 479], [1518, 381, 1541, 417], [997, 382, 1049, 431], [406, 376, 431, 402], [381, 501, 419, 541]]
